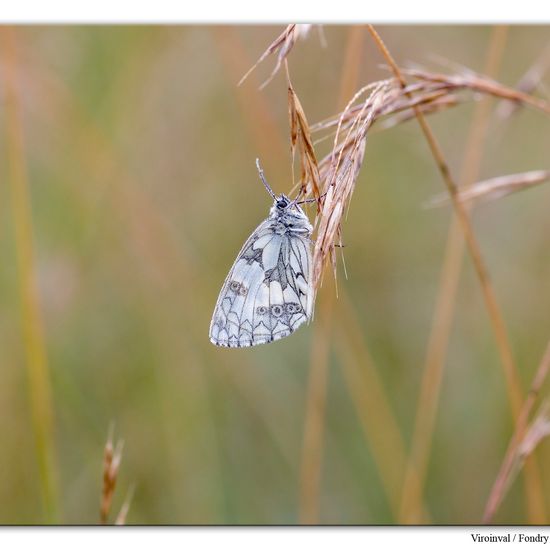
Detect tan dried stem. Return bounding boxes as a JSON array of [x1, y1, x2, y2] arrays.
[[519, 401, 550, 458], [404, 67, 550, 115], [231, 25, 550, 523], [398, 25, 511, 524], [497, 44, 550, 119], [484, 340, 550, 523], [366, 24, 524, 421]]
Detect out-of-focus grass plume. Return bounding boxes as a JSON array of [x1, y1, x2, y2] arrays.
[[1, 25, 550, 524]]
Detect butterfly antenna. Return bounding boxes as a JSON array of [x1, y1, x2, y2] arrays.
[[295, 191, 328, 205], [256, 158, 277, 200]]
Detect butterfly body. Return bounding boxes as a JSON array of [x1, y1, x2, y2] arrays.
[[209, 193, 313, 348]]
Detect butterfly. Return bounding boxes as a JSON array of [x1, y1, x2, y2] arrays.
[[209, 159, 315, 347]]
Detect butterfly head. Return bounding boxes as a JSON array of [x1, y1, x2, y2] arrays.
[[269, 194, 312, 235], [271, 193, 301, 217]]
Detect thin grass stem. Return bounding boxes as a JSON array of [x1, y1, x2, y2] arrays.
[[298, 287, 334, 524], [0, 26, 59, 523], [366, 23, 524, 430], [484, 339, 550, 522], [399, 25, 510, 524]]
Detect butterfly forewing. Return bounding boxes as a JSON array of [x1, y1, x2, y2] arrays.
[[209, 199, 313, 347]]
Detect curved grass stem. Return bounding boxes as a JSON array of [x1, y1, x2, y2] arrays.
[[367, 24, 546, 524]]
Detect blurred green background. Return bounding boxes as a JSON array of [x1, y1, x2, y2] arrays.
[[0, 25, 549, 525]]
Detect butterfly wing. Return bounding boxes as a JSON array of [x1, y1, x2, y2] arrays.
[[209, 218, 313, 347]]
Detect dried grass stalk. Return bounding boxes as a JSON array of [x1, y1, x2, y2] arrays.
[[241, 29, 550, 292], [311, 83, 447, 135], [238, 24, 312, 89], [312, 81, 396, 289], [379, 95, 460, 129], [286, 65, 321, 202], [115, 485, 135, 526], [364, 27, 549, 524], [280, 68, 402, 290], [100, 425, 127, 525], [484, 339, 550, 523], [398, 26, 516, 525], [403, 67, 550, 115], [519, 401, 550, 458], [427, 170, 550, 207], [487, 400, 550, 520], [297, 61, 550, 281], [239, 24, 550, 525], [497, 45, 550, 119], [292, 35, 550, 297], [367, 25, 528, 420], [313, 63, 550, 142]]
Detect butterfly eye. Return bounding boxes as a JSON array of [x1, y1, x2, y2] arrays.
[[256, 306, 268, 315], [277, 197, 290, 209]]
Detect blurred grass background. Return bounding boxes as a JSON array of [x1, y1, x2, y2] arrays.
[[0, 24, 549, 524]]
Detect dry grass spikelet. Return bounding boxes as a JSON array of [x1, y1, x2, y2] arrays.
[[403, 67, 550, 115], [238, 24, 313, 89], [484, 339, 550, 523], [493, 400, 550, 516], [286, 64, 321, 202], [519, 400, 550, 459], [312, 81, 397, 289], [497, 45, 550, 119], [427, 169, 550, 208], [100, 425, 133, 525]]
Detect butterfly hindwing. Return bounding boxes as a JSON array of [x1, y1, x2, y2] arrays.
[[209, 214, 313, 347]]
